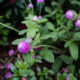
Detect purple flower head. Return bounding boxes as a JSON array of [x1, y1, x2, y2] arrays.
[[22, 77, 27, 80], [75, 20, 80, 28], [26, 37, 32, 43], [5, 63, 10, 70], [65, 10, 74, 19], [37, 0, 44, 3], [64, 68, 68, 73], [8, 49, 14, 56], [32, 54, 39, 58], [65, 77, 69, 80], [18, 41, 30, 53], [28, 4, 33, 8], [32, 16, 38, 21], [5, 72, 12, 79], [38, 16, 42, 19]]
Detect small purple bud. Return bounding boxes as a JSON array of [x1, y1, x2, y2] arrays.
[[32, 54, 39, 58], [18, 41, 30, 53], [38, 16, 42, 19], [75, 20, 80, 28], [8, 49, 14, 56], [65, 77, 69, 80], [32, 16, 38, 21], [37, 0, 44, 3], [28, 4, 33, 8], [65, 10, 74, 19], [26, 37, 32, 43], [5, 63, 10, 70], [64, 68, 68, 73], [5, 72, 12, 79]]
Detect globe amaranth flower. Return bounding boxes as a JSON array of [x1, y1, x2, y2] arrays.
[[5, 72, 12, 79], [22, 77, 27, 80], [38, 16, 42, 19], [65, 77, 69, 80], [32, 16, 38, 21], [37, 0, 44, 3], [8, 49, 14, 56], [28, 4, 33, 8], [5, 63, 11, 70], [65, 10, 74, 19], [18, 41, 30, 53], [75, 20, 80, 28]]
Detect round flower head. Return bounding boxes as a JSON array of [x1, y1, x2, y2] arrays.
[[8, 49, 14, 56], [75, 20, 80, 28], [37, 0, 44, 3], [65, 10, 74, 19], [65, 77, 69, 80], [22, 77, 27, 80], [5, 63, 10, 70], [38, 16, 42, 19], [28, 4, 33, 8], [5, 72, 12, 79], [32, 16, 38, 21], [18, 41, 30, 53]]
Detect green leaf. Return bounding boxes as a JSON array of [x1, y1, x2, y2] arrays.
[[37, 18, 48, 23], [46, 22, 55, 31], [61, 55, 73, 64], [40, 48, 54, 63], [27, 28, 39, 38], [23, 54, 35, 65], [64, 40, 73, 48], [50, 32, 58, 41], [18, 30, 27, 35], [52, 57, 63, 74], [74, 32, 80, 39], [12, 38, 26, 45], [69, 43, 78, 60], [10, 63, 16, 72], [68, 74, 77, 80], [67, 65, 75, 74], [57, 74, 65, 80]]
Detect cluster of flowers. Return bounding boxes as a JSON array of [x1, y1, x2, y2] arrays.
[[65, 10, 80, 28]]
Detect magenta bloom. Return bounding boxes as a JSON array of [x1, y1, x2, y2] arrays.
[[65, 10, 74, 19], [28, 4, 33, 8], [8, 49, 14, 56], [5, 63, 10, 70], [32, 54, 39, 58], [37, 0, 44, 3], [5, 72, 12, 79], [22, 77, 27, 80], [32, 16, 38, 21], [18, 41, 30, 53], [65, 77, 69, 80], [38, 16, 42, 19], [75, 20, 80, 28]]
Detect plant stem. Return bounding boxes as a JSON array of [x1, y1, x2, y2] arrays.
[[36, 45, 58, 50], [29, 0, 34, 14], [39, 4, 42, 16], [0, 22, 19, 33], [0, 58, 5, 63], [24, 0, 27, 9]]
